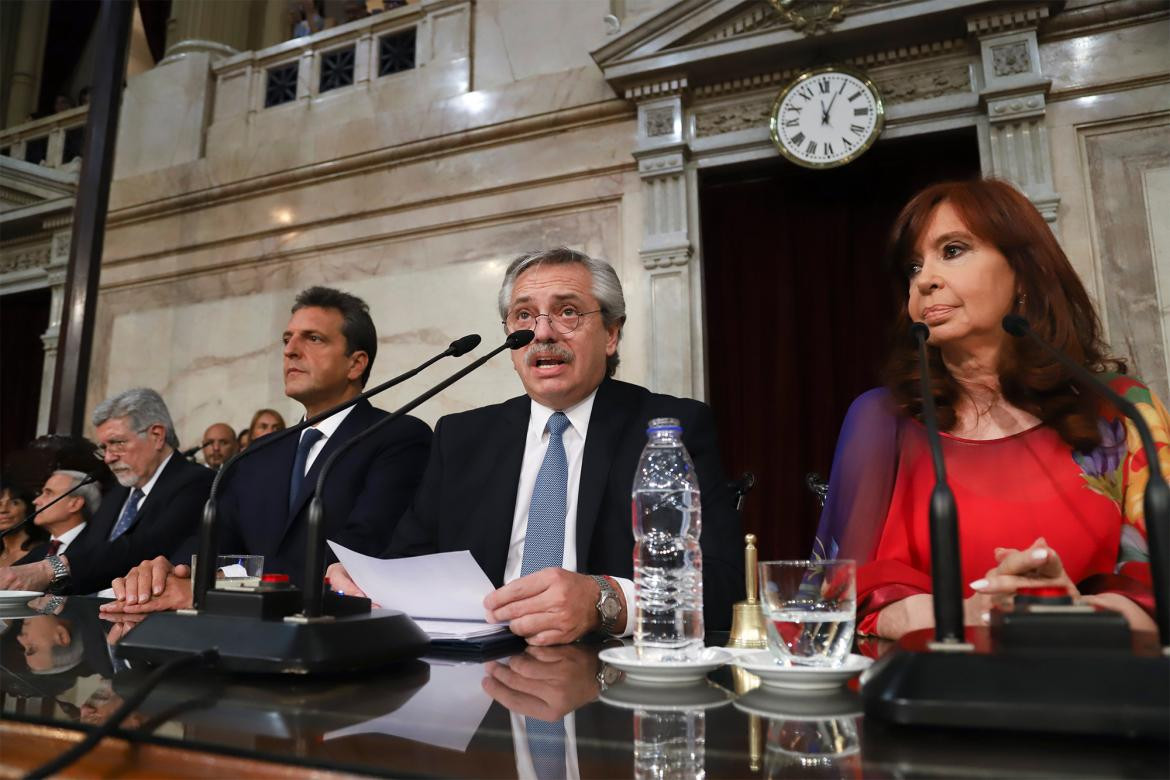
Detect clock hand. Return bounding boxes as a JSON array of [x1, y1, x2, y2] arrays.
[[823, 83, 846, 125]]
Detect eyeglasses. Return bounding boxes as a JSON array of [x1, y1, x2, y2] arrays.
[[502, 307, 601, 334], [94, 426, 153, 460]]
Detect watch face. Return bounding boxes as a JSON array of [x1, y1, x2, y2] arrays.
[[769, 66, 884, 169]]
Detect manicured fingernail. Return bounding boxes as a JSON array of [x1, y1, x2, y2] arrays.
[[980, 611, 990, 624], [969, 578, 989, 590], [1031, 549, 1049, 561], [153, 586, 162, 595]]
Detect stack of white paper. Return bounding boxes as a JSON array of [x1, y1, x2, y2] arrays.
[[327, 542, 510, 642]]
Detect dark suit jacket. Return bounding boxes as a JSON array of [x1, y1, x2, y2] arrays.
[[20, 522, 97, 565], [65, 453, 214, 595], [211, 399, 431, 586], [386, 378, 744, 629]]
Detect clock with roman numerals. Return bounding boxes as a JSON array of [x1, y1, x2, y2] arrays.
[[769, 65, 884, 169]]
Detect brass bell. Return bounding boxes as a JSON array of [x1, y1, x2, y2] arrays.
[[727, 533, 767, 649]]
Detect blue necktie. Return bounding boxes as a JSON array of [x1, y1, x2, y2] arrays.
[[289, 428, 325, 514], [525, 716, 567, 780], [520, 412, 571, 577], [109, 488, 144, 541]]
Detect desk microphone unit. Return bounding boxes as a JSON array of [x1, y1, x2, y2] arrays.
[[115, 333, 492, 675], [860, 320, 1169, 739]]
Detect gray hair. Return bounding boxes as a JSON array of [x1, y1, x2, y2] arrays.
[[91, 388, 179, 450], [54, 469, 101, 519], [497, 247, 627, 377]]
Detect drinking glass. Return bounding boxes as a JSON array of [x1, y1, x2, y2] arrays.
[[758, 560, 856, 667]]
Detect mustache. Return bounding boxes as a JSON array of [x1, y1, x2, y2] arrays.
[[525, 343, 573, 366]]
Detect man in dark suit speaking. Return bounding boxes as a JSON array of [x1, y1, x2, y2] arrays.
[[102, 286, 431, 607], [330, 248, 743, 644], [0, 388, 213, 595]]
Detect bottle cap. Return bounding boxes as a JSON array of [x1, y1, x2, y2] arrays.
[[646, 417, 683, 434]]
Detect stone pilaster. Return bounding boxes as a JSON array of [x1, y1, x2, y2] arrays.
[[968, 5, 1060, 222], [37, 231, 70, 435], [163, 0, 254, 63], [5, 0, 50, 127], [630, 77, 704, 399]]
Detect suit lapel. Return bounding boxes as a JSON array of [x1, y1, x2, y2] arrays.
[[130, 454, 183, 531], [286, 399, 372, 536], [478, 396, 529, 586], [576, 379, 636, 570]]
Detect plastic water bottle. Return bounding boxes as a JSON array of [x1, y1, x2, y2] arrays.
[[632, 417, 704, 661]]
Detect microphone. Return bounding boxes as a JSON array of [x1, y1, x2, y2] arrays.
[[911, 322, 965, 644], [1, 474, 98, 539], [191, 333, 481, 609], [300, 329, 535, 617], [180, 444, 201, 459], [1003, 314, 1170, 647]]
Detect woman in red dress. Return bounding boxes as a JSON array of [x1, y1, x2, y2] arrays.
[[814, 178, 1166, 639]]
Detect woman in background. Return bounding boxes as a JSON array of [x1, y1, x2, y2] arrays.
[[815, 178, 1166, 639], [247, 408, 286, 447], [0, 479, 49, 567]]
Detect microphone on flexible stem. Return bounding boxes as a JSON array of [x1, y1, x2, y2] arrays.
[[910, 322, 965, 644], [191, 333, 482, 610], [1, 474, 98, 540], [180, 445, 201, 460], [1004, 313, 1170, 648], [300, 329, 536, 618]]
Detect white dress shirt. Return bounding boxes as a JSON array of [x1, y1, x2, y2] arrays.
[[296, 405, 355, 474], [117, 450, 174, 520], [503, 389, 636, 636], [51, 522, 88, 554]]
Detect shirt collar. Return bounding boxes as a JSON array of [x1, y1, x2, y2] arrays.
[[528, 387, 599, 441], [301, 403, 355, 441], [53, 522, 87, 546], [139, 451, 173, 497]]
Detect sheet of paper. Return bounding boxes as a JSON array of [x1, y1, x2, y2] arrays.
[[415, 619, 511, 640], [327, 542, 498, 622], [324, 660, 492, 752]]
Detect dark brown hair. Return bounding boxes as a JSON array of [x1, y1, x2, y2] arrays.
[[882, 178, 1124, 451]]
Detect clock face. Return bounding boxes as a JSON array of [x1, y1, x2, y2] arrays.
[[769, 66, 885, 169]]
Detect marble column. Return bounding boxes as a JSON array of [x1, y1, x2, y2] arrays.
[[5, 0, 50, 127], [163, 0, 255, 63], [968, 5, 1060, 223], [631, 79, 705, 400], [37, 231, 71, 435]]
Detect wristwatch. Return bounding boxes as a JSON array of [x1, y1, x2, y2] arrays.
[[591, 575, 622, 635], [45, 554, 71, 592]]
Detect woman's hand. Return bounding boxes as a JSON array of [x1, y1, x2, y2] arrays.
[[965, 537, 1077, 624]]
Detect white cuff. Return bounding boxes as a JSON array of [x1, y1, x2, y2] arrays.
[[612, 576, 635, 638]]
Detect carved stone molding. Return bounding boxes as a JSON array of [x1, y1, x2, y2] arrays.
[[624, 77, 688, 101], [986, 92, 1047, 122], [689, 4, 782, 44], [874, 64, 972, 106], [636, 150, 687, 177], [50, 231, 71, 262], [0, 244, 51, 274], [694, 98, 772, 138], [966, 5, 1050, 35], [991, 40, 1031, 77], [645, 107, 676, 137], [641, 246, 692, 269]]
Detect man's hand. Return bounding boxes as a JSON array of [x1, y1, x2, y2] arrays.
[[100, 611, 148, 644], [101, 560, 193, 614], [109, 556, 175, 606], [484, 568, 622, 646], [324, 562, 371, 600], [482, 645, 601, 720], [0, 561, 53, 592]]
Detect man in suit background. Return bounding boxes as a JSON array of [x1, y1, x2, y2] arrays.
[[200, 423, 238, 470], [328, 248, 743, 644], [102, 286, 431, 607], [0, 388, 213, 595], [22, 470, 102, 562]]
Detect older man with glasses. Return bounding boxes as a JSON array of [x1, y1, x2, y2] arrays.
[[0, 388, 212, 594]]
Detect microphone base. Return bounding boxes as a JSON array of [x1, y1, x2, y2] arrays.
[[114, 608, 430, 675], [862, 627, 1169, 740]]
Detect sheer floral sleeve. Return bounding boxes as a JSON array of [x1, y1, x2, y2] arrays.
[[1078, 376, 1170, 615]]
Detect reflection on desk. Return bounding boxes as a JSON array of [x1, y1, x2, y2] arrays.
[[0, 596, 1167, 779]]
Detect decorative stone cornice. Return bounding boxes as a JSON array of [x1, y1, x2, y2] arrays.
[[625, 77, 689, 101], [634, 144, 688, 177], [966, 5, 1050, 35], [640, 244, 692, 269], [875, 63, 972, 106], [0, 244, 51, 275]]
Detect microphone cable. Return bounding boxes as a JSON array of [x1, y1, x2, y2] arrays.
[[24, 649, 219, 779]]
